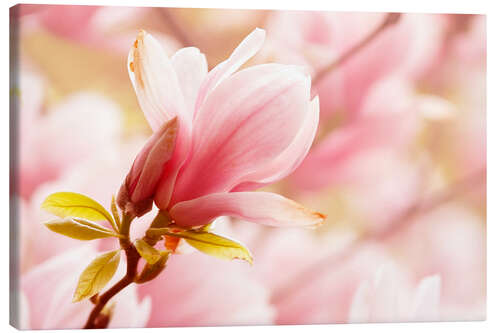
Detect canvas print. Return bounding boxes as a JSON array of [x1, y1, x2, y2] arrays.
[[9, 4, 486, 329]]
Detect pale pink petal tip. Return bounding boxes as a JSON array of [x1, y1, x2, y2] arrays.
[[170, 192, 326, 228]]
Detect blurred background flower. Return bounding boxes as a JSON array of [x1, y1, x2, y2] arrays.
[[11, 5, 486, 327]]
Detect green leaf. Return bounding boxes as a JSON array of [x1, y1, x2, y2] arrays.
[[110, 195, 121, 231], [73, 250, 121, 302], [135, 251, 169, 284], [147, 227, 253, 264], [134, 239, 162, 265], [42, 192, 114, 225], [44, 217, 122, 240]]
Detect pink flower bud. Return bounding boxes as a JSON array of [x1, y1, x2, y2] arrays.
[[117, 117, 178, 217]]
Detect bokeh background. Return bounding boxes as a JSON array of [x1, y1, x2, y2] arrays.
[[10, 5, 486, 329]]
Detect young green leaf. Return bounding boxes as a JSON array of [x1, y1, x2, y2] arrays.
[[42, 192, 114, 225], [134, 239, 162, 265], [73, 250, 121, 302], [110, 195, 121, 231], [135, 251, 169, 284], [44, 217, 122, 240], [148, 228, 253, 264]]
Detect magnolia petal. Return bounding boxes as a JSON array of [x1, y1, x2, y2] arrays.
[[171, 64, 311, 204], [153, 123, 192, 210], [128, 32, 194, 210], [171, 47, 208, 118], [194, 28, 266, 114], [233, 96, 320, 191], [412, 275, 441, 321], [130, 117, 179, 203], [170, 192, 325, 227], [348, 281, 372, 323], [128, 30, 186, 131]]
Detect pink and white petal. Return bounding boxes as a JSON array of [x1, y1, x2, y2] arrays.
[[194, 28, 266, 113], [348, 281, 372, 323], [128, 32, 195, 209], [234, 96, 319, 190], [171, 47, 208, 118], [17, 291, 31, 329], [21, 246, 97, 329], [411, 275, 441, 321], [153, 124, 192, 209], [171, 64, 310, 204], [128, 30, 186, 131], [170, 192, 325, 228], [130, 117, 179, 203], [370, 265, 400, 322]]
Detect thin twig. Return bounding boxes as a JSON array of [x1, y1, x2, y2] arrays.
[[83, 214, 140, 329], [312, 12, 402, 86], [271, 168, 486, 304]]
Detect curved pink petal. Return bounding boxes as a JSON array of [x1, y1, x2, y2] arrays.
[[170, 192, 325, 227], [171, 64, 311, 204], [127, 117, 178, 203], [128, 31, 194, 209], [18, 291, 30, 329], [127, 30, 186, 131], [233, 96, 319, 191], [412, 275, 441, 321], [194, 28, 265, 114], [171, 47, 208, 118]]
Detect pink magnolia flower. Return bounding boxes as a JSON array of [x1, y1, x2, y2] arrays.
[[138, 252, 275, 327], [20, 246, 151, 329], [124, 28, 324, 227], [348, 265, 441, 323]]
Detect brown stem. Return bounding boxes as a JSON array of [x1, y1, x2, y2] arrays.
[[312, 12, 402, 86], [84, 214, 141, 329], [157, 8, 193, 47], [271, 168, 486, 304]]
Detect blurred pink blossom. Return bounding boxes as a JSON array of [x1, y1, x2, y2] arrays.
[[126, 28, 324, 227], [265, 12, 446, 121], [387, 204, 486, 320], [14, 5, 161, 54], [138, 252, 275, 327], [216, 220, 395, 324], [20, 139, 144, 271], [271, 243, 397, 324], [290, 76, 422, 191], [20, 246, 151, 329], [13, 4, 184, 60], [18, 71, 122, 199], [348, 265, 441, 323]]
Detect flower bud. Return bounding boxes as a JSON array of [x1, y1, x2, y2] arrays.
[[117, 117, 178, 217]]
